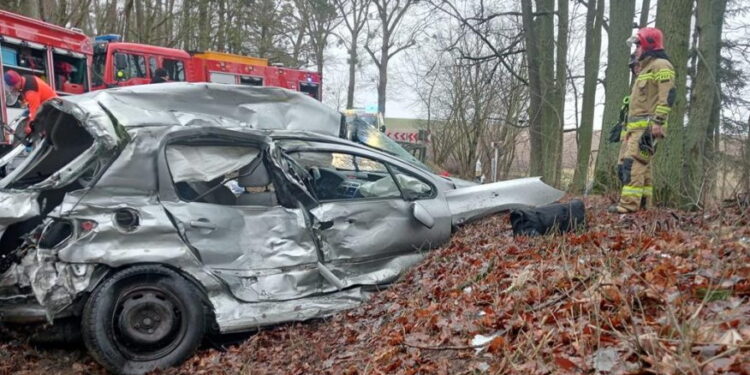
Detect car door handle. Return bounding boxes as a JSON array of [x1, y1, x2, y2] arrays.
[[190, 219, 216, 230]]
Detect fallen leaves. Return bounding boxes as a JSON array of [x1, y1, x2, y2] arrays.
[[2, 197, 750, 374]]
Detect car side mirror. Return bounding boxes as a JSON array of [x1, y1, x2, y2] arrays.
[[114, 53, 128, 71], [411, 202, 434, 228]]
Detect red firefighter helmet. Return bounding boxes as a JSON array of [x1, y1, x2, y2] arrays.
[[637, 27, 664, 51]]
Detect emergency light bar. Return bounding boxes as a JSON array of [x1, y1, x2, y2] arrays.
[[95, 34, 121, 43]]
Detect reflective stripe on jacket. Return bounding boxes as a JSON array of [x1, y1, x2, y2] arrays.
[[628, 56, 675, 133]]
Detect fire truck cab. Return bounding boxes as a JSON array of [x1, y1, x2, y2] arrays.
[[92, 35, 192, 90], [0, 10, 92, 130]]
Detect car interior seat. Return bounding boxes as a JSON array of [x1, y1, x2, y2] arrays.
[[236, 162, 277, 206]]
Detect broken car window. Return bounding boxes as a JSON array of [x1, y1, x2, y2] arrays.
[[388, 165, 435, 200], [166, 144, 277, 206], [289, 151, 401, 201]]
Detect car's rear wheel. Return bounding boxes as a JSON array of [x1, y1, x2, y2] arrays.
[[82, 265, 206, 375]]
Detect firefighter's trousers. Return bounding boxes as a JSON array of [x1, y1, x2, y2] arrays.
[[617, 129, 653, 212]]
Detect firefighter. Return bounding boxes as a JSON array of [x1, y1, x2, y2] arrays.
[[610, 27, 676, 213], [3, 70, 58, 134]]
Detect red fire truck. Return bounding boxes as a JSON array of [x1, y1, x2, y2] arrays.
[[0, 10, 93, 129], [92, 35, 322, 100]]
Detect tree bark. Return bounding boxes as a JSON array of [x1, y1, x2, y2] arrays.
[[521, 0, 544, 178], [536, 0, 560, 186], [571, 0, 603, 193], [593, 0, 635, 193], [653, 0, 694, 206], [682, 0, 727, 208], [347, 36, 358, 108], [553, 0, 568, 186], [639, 0, 651, 27]]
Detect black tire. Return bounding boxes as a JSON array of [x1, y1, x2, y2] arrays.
[[82, 265, 206, 375]]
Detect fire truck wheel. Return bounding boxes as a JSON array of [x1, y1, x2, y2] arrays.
[[82, 265, 206, 375]]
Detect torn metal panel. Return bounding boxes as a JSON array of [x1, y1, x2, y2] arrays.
[[0, 191, 40, 228], [310, 198, 451, 262], [162, 204, 318, 270], [445, 177, 565, 225], [56, 200, 200, 268], [27, 256, 98, 320], [211, 287, 368, 333], [326, 252, 425, 287]]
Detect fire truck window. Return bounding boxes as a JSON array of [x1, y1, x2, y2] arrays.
[[163, 59, 185, 81], [209, 72, 236, 85], [1, 44, 46, 76], [300, 83, 319, 99], [52, 53, 87, 94], [149, 57, 158, 77], [240, 76, 263, 86], [114, 53, 146, 80]]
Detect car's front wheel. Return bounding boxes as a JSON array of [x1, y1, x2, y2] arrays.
[[82, 265, 206, 375]]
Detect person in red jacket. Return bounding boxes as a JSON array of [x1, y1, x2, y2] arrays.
[[4, 70, 58, 134]]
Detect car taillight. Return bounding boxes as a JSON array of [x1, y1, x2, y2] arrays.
[[80, 220, 97, 233]]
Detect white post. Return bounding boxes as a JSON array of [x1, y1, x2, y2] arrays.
[[491, 142, 499, 182]]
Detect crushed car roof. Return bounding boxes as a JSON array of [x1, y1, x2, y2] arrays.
[[60, 82, 343, 136]]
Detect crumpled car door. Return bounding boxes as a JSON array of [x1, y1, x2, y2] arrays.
[[295, 152, 452, 264], [159, 139, 325, 302]]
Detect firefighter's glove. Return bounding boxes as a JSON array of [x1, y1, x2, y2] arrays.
[[608, 121, 623, 143]]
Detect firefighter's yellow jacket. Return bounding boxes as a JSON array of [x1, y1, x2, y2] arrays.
[[627, 56, 676, 132]]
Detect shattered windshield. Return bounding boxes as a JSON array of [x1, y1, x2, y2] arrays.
[[353, 122, 433, 173]]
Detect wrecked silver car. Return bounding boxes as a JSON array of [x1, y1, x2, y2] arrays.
[[0, 83, 562, 374]]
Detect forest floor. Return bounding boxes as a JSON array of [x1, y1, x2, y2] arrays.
[[1, 196, 749, 375]]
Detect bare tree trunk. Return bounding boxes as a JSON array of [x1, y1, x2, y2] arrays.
[[653, 0, 693, 206], [639, 0, 651, 27], [521, 0, 544, 179], [21, 0, 41, 18], [347, 36, 358, 108], [571, 0, 604, 193], [593, 0, 635, 192], [745, 115, 750, 194], [366, 0, 419, 116], [530, 0, 563, 186], [553, 0, 568, 186], [682, 0, 727, 208], [198, 0, 210, 50]]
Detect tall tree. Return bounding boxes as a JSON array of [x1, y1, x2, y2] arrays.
[[521, 0, 544, 180], [571, 0, 604, 193], [682, 0, 728, 207], [299, 0, 341, 75], [639, 0, 651, 27], [365, 0, 420, 115], [653, 0, 694, 206], [593, 0, 636, 192], [334, 0, 372, 108], [522, 0, 566, 186]]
